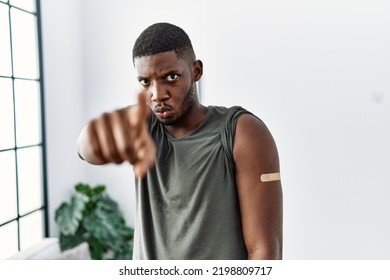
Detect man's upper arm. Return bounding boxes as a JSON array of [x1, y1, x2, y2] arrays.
[[233, 114, 283, 260]]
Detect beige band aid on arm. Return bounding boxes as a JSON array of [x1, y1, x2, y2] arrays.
[[260, 172, 280, 182]]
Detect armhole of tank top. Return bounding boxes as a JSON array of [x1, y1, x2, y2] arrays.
[[221, 106, 251, 171]]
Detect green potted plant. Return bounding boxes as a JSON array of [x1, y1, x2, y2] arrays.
[[55, 183, 134, 259]]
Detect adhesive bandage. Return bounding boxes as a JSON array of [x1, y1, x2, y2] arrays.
[[260, 172, 280, 182]]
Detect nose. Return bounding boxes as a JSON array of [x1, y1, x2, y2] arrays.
[[149, 82, 169, 103]]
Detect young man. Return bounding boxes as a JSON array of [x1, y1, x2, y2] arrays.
[[77, 23, 283, 260]]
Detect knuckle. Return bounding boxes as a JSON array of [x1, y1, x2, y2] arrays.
[[105, 149, 120, 163], [113, 158, 124, 164], [99, 112, 111, 123], [87, 119, 97, 134], [119, 107, 130, 115], [94, 112, 111, 128], [90, 144, 102, 158], [123, 144, 136, 159], [128, 158, 137, 165], [112, 109, 122, 120]]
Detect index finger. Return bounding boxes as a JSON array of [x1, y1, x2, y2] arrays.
[[128, 91, 150, 127], [136, 91, 150, 122]]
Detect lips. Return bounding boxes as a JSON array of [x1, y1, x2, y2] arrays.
[[154, 105, 173, 114], [154, 105, 173, 118]]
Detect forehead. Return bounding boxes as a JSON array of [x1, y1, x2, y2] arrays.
[[134, 51, 189, 76]]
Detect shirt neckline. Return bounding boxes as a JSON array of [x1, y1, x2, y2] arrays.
[[165, 106, 212, 141]]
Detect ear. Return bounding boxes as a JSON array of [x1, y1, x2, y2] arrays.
[[192, 60, 203, 82]]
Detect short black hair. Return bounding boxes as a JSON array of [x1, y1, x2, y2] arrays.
[[132, 22, 195, 64]]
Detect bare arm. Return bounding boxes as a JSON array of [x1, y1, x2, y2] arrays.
[[77, 92, 156, 178], [233, 114, 283, 260]]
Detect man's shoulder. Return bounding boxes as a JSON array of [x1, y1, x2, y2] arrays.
[[208, 105, 251, 118]]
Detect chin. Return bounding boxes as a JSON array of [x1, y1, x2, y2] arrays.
[[157, 117, 176, 126]]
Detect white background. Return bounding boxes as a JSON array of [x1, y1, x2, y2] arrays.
[[40, 0, 390, 259]]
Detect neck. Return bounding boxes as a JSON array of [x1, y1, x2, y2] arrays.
[[164, 102, 208, 139]]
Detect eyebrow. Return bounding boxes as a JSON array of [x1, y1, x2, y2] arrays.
[[137, 69, 181, 81], [137, 76, 147, 81]]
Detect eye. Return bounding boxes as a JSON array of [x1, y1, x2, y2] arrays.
[[139, 79, 150, 87], [166, 74, 178, 82]]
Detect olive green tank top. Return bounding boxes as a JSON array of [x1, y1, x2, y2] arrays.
[[133, 106, 251, 259]]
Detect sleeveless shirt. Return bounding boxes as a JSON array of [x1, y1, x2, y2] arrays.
[[133, 106, 251, 259]]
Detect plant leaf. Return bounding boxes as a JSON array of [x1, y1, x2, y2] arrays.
[[59, 227, 88, 251], [75, 183, 94, 198], [92, 185, 106, 196], [113, 243, 133, 260], [75, 183, 106, 198], [83, 210, 119, 241], [55, 192, 88, 235], [83, 199, 133, 254], [55, 183, 134, 259], [89, 236, 105, 260]]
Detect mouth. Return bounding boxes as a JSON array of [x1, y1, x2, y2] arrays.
[[154, 105, 173, 119]]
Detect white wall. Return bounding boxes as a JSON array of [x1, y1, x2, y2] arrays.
[[41, 0, 390, 259], [40, 0, 86, 236]]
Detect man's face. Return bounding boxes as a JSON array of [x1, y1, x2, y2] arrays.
[[134, 51, 196, 126]]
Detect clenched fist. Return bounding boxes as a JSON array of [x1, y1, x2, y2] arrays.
[[77, 92, 156, 178]]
